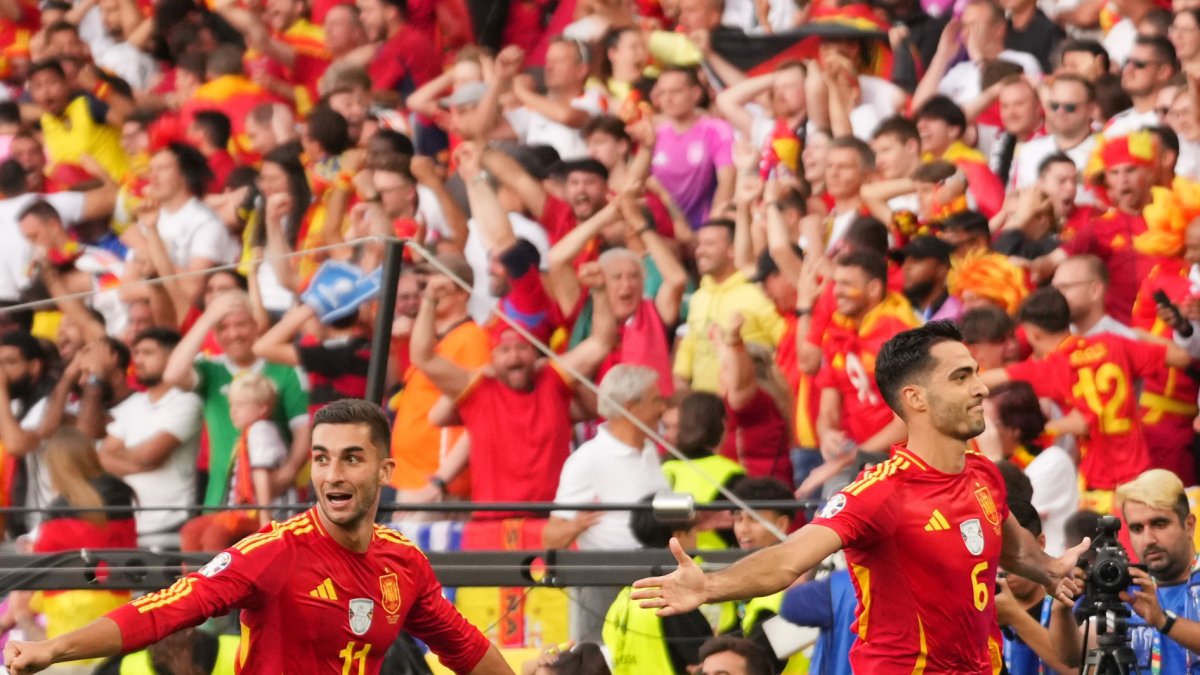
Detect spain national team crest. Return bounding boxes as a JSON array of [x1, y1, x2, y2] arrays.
[[960, 518, 985, 556], [380, 572, 401, 614], [974, 483, 1001, 533], [349, 598, 374, 636]]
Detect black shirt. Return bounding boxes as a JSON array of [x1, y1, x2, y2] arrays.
[[1006, 10, 1066, 73]]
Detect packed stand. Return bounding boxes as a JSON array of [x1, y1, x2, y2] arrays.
[[7, 0, 1200, 669]]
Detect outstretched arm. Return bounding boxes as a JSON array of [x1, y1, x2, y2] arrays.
[[5, 616, 123, 674], [1000, 513, 1088, 604], [631, 524, 843, 616]]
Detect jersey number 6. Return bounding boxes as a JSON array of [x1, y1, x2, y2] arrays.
[[971, 562, 989, 611]]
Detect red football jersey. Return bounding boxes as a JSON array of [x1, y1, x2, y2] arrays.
[[1004, 334, 1167, 490], [1062, 209, 1152, 324], [812, 445, 1009, 674], [107, 510, 490, 674], [1131, 259, 1200, 482], [813, 293, 919, 444]]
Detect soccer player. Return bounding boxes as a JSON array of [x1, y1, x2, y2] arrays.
[[3, 399, 514, 675], [631, 320, 1089, 674]]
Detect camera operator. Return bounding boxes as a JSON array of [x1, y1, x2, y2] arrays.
[[1050, 469, 1200, 670]]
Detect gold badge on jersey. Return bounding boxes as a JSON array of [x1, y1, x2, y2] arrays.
[[974, 483, 1001, 534], [380, 572, 402, 615]]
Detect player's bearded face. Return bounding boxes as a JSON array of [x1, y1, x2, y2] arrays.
[[927, 386, 987, 440]]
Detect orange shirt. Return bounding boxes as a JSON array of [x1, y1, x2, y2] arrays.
[[389, 320, 490, 492]]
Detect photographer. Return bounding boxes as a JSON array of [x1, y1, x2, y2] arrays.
[[1050, 469, 1200, 670]]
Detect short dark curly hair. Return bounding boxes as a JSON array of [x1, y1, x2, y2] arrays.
[[874, 320, 964, 417]]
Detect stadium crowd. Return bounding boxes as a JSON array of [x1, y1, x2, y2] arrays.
[[7, 0, 1200, 670]]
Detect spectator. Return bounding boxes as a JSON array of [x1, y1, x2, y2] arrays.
[[986, 381, 1078, 555], [11, 428, 135, 652], [143, 142, 239, 302], [410, 266, 616, 511], [388, 254, 489, 502], [1002, 0, 1065, 72], [1050, 254, 1136, 337], [26, 59, 130, 181], [99, 328, 201, 546], [650, 66, 736, 230], [0, 332, 56, 537], [660, 392, 746, 549], [179, 372, 289, 551], [163, 291, 310, 510], [674, 219, 784, 393], [1011, 74, 1098, 191], [696, 636, 776, 675], [914, 97, 1006, 218], [1107, 35, 1179, 137], [893, 235, 962, 323], [544, 364, 669, 642], [602, 497, 712, 675], [186, 111, 236, 193], [802, 250, 917, 497], [356, 0, 439, 98], [990, 77, 1045, 188]]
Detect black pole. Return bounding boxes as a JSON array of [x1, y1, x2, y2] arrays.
[[366, 239, 405, 405]]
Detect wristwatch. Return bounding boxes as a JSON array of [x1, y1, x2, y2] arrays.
[[1162, 610, 1179, 636], [429, 476, 448, 493]]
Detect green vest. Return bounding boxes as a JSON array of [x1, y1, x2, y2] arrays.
[[739, 592, 809, 674], [661, 455, 745, 550], [604, 586, 677, 675], [119, 634, 239, 675]]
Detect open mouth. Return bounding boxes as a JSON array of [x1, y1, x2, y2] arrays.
[[326, 492, 352, 507]]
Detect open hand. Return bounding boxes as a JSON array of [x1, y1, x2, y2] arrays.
[[1047, 537, 1091, 605], [630, 537, 708, 617]]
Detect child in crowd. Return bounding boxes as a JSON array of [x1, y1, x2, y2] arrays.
[[179, 373, 290, 551]]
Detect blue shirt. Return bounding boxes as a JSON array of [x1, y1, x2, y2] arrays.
[[780, 569, 856, 675]]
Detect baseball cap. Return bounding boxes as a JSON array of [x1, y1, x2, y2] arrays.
[[890, 236, 954, 265]]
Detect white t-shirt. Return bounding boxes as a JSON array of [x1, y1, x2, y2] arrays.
[[1177, 139, 1200, 180], [106, 387, 202, 537], [938, 51, 1043, 105], [505, 89, 607, 161], [416, 184, 451, 240], [1025, 444, 1078, 555], [0, 192, 85, 301], [94, 42, 159, 91], [1104, 107, 1159, 138], [464, 211, 551, 323], [551, 424, 670, 551], [1011, 133, 1097, 190], [156, 197, 240, 269]]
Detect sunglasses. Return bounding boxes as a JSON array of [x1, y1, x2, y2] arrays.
[[1125, 58, 1160, 69], [1048, 102, 1079, 113]]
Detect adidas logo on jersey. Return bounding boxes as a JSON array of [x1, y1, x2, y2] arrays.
[[309, 578, 339, 600], [924, 509, 950, 532]]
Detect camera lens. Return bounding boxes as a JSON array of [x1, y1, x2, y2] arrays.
[[1096, 560, 1123, 586]]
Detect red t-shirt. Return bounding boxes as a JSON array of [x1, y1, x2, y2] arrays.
[[1063, 209, 1151, 324], [1005, 333, 1166, 490], [722, 388, 793, 487], [1129, 258, 1198, 481], [813, 294, 920, 444], [368, 25, 440, 98], [107, 510, 490, 673], [811, 445, 1009, 673], [456, 365, 573, 513], [539, 195, 601, 269], [207, 150, 236, 193]]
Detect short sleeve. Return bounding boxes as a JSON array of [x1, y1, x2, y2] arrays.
[[1118, 336, 1169, 379], [189, 215, 238, 264], [246, 420, 288, 469], [159, 392, 202, 442], [809, 476, 898, 549], [708, 120, 734, 169], [550, 450, 593, 520], [275, 368, 311, 428], [192, 357, 216, 396], [505, 107, 531, 141]]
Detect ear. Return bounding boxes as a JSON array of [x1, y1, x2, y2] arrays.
[[900, 382, 926, 414], [1186, 512, 1196, 536]]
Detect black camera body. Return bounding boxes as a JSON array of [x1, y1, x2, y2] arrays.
[[1080, 515, 1140, 611]]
